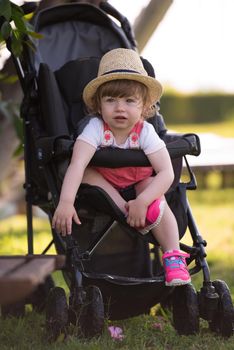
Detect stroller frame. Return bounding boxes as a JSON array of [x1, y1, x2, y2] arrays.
[[2, 0, 233, 340]]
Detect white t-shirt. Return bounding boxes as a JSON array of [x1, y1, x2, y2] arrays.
[[77, 117, 165, 155]]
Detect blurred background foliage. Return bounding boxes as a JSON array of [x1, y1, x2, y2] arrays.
[[161, 92, 234, 124]]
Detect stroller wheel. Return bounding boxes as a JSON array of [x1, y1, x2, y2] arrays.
[[172, 283, 200, 335], [79, 285, 105, 337], [31, 275, 55, 312], [1, 300, 25, 318], [69, 285, 104, 338], [46, 287, 69, 342], [209, 280, 234, 337]]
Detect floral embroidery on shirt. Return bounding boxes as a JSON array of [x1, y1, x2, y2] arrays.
[[102, 129, 114, 146], [129, 131, 140, 148], [101, 121, 143, 148]]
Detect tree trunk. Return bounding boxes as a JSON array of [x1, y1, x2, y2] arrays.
[[133, 0, 173, 52]]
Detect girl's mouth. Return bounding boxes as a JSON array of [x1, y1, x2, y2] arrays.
[[114, 116, 127, 120]]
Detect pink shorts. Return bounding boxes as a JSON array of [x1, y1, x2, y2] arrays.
[[93, 166, 153, 189]]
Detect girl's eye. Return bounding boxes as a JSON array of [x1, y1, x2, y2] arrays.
[[126, 98, 137, 104], [104, 97, 115, 102]]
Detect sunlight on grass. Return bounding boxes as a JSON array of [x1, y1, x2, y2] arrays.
[[0, 215, 55, 255], [182, 190, 234, 251], [0, 215, 50, 234], [179, 188, 234, 296]]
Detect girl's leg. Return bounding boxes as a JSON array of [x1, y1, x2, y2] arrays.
[[151, 203, 180, 252], [154, 206, 190, 286], [135, 176, 180, 252], [82, 167, 127, 214], [135, 177, 190, 286]]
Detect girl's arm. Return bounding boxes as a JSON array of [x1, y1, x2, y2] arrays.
[[137, 147, 174, 205], [52, 139, 96, 235]]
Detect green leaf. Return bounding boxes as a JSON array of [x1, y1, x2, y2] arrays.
[[11, 31, 23, 56], [11, 2, 24, 18], [26, 30, 43, 39], [0, 20, 12, 40], [13, 15, 27, 34], [0, 1, 41, 56], [0, 0, 12, 21], [24, 13, 34, 21]]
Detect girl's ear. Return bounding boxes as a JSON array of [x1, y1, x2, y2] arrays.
[[142, 104, 149, 117], [142, 103, 155, 119]]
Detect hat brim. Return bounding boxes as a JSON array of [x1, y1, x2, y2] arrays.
[[83, 72, 163, 110]]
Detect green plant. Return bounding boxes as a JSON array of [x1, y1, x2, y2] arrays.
[[0, 1, 42, 157], [0, 0, 41, 56]]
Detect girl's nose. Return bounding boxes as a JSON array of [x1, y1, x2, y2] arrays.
[[115, 99, 125, 110]]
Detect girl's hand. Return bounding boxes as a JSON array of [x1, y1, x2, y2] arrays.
[[52, 201, 81, 236], [125, 198, 148, 229]]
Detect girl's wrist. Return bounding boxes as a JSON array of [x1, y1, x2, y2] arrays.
[[135, 195, 149, 208], [59, 199, 74, 206]]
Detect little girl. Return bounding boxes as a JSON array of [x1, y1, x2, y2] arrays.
[[52, 48, 191, 286]]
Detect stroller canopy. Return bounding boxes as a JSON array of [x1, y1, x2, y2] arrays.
[[32, 3, 134, 72]]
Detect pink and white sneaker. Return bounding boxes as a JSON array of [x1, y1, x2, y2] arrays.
[[139, 198, 165, 235], [162, 250, 191, 286]]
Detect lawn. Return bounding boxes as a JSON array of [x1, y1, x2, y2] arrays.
[[0, 187, 234, 349]]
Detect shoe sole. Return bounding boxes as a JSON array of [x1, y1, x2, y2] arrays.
[[165, 278, 191, 286]]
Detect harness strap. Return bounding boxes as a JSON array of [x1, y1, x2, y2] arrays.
[[102, 120, 143, 148]]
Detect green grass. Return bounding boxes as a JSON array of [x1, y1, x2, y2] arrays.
[[0, 188, 234, 349], [1, 312, 234, 350], [182, 188, 234, 297]]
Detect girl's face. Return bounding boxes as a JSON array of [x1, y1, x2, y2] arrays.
[[99, 95, 144, 134]]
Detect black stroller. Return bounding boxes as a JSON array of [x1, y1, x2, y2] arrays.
[[2, 0, 233, 340]]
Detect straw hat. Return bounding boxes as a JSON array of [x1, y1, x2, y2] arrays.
[[83, 48, 163, 109]]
